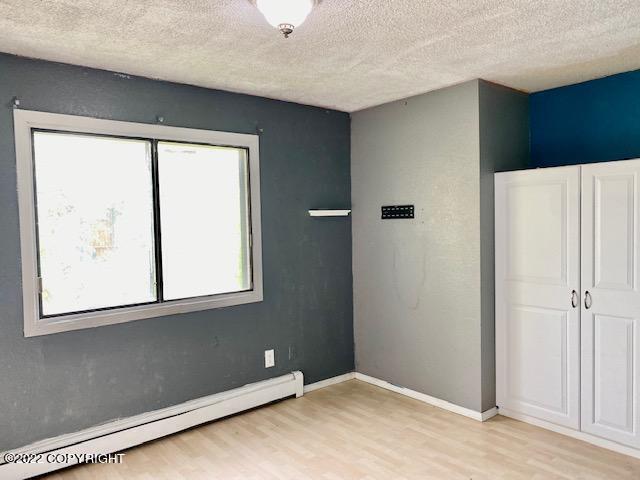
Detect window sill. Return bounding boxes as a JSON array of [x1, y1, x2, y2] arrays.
[[24, 289, 263, 337]]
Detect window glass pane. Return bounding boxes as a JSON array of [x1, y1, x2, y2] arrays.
[[158, 141, 251, 300], [33, 132, 157, 316]]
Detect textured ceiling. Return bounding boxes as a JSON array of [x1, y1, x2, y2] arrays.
[[0, 0, 639, 112]]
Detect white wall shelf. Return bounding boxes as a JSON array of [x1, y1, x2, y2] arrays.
[[308, 209, 351, 217]]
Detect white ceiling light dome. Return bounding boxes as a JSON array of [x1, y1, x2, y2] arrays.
[[254, 0, 316, 38]]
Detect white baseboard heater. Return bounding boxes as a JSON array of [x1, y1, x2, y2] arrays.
[[1, 371, 303, 480]]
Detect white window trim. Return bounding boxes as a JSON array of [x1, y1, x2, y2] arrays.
[[14, 109, 263, 337]]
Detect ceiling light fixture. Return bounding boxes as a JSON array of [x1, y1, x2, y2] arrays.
[[253, 0, 316, 38]]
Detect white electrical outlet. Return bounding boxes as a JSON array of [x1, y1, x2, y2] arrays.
[[264, 349, 275, 368]]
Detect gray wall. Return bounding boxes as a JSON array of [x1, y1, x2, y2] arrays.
[[0, 53, 354, 452], [352, 80, 528, 413], [478, 80, 530, 410], [352, 81, 484, 411]]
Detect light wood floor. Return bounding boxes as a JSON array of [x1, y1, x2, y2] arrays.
[[45, 380, 640, 479]]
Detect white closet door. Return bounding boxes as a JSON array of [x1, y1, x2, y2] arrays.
[[581, 159, 640, 447], [496, 166, 581, 429]]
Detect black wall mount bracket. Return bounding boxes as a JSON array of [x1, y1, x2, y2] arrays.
[[381, 205, 414, 219]]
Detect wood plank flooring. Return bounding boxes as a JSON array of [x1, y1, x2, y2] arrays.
[[45, 380, 640, 479]]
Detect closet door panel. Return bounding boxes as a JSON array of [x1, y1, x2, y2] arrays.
[[581, 159, 640, 447], [496, 166, 581, 429]]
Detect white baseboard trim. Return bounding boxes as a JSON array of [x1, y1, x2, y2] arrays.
[[1, 371, 304, 480], [354, 373, 495, 422], [304, 372, 355, 393], [499, 408, 640, 460], [481, 407, 499, 421]]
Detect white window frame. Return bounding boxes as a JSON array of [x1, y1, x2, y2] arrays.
[[14, 109, 263, 337]]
